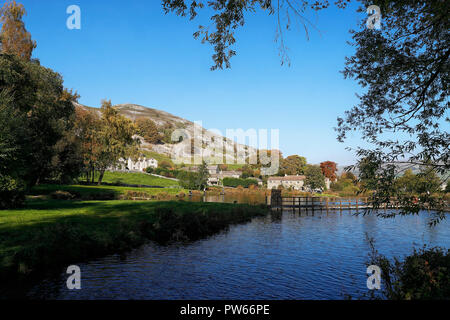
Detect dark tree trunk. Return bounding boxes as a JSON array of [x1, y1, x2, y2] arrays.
[[97, 169, 105, 185]]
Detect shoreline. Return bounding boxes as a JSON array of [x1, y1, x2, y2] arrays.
[[0, 200, 269, 298]]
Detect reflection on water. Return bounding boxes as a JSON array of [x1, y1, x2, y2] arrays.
[[189, 193, 268, 205], [27, 209, 450, 300]]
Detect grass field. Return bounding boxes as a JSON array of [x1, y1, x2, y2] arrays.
[[31, 184, 186, 200], [142, 150, 175, 167], [0, 199, 269, 293], [90, 170, 179, 187]]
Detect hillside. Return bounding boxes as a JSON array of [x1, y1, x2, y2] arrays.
[[74, 102, 257, 165]]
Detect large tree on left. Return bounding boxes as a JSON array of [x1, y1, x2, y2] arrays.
[[0, 2, 79, 207], [0, 0, 36, 60], [0, 54, 77, 189]]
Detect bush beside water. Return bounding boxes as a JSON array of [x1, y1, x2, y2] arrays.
[[223, 177, 259, 188], [370, 246, 450, 300]]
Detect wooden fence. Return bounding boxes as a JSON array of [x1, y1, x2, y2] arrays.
[[269, 196, 372, 211]]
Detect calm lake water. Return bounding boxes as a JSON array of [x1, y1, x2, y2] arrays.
[[27, 208, 450, 300]]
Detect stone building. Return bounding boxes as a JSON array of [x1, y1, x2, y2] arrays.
[[110, 157, 158, 172], [220, 171, 241, 179], [267, 175, 306, 190]]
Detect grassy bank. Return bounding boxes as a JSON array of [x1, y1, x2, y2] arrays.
[[0, 199, 269, 294], [31, 184, 187, 200], [90, 170, 179, 187]]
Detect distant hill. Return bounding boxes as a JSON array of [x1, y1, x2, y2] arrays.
[[74, 102, 257, 165]]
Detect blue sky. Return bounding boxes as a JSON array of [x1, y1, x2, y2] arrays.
[[20, 0, 368, 166]]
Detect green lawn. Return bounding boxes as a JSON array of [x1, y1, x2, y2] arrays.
[[142, 150, 175, 167], [91, 170, 179, 187], [0, 199, 269, 290], [31, 184, 186, 200]]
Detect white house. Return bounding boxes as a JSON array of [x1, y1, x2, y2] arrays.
[[110, 157, 158, 172], [267, 175, 306, 190], [220, 170, 241, 179]]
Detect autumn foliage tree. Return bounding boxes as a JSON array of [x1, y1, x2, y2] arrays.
[[320, 161, 337, 181], [0, 0, 36, 60], [74, 101, 139, 185], [135, 117, 162, 144], [74, 107, 102, 183], [95, 101, 139, 185], [280, 155, 307, 175]]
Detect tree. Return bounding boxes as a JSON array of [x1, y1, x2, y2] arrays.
[[304, 164, 325, 190], [369, 244, 450, 300], [161, 123, 177, 144], [50, 120, 85, 184], [95, 100, 138, 185], [0, 90, 26, 208], [0, 53, 77, 187], [176, 161, 210, 190], [280, 155, 307, 175], [135, 117, 162, 144], [337, 1, 449, 220], [330, 173, 359, 195], [0, 0, 36, 60], [161, 0, 350, 70], [177, 171, 198, 190], [73, 107, 102, 183], [241, 165, 254, 178], [414, 168, 442, 195], [195, 161, 210, 190], [320, 161, 337, 181]]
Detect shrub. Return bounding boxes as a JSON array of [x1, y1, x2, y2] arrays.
[[177, 171, 200, 190], [50, 190, 75, 200], [0, 175, 25, 209], [223, 177, 258, 188], [159, 160, 172, 169], [370, 245, 450, 300]]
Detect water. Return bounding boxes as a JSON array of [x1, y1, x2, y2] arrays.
[[27, 209, 449, 300]]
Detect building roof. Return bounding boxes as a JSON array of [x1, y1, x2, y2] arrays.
[[268, 175, 306, 181], [220, 170, 241, 176]]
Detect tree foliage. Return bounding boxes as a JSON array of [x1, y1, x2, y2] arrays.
[[337, 0, 449, 219], [94, 101, 139, 185], [0, 0, 36, 60], [0, 53, 77, 188], [369, 242, 450, 300], [177, 161, 210, 190], [320, 161, 337, 180], [280, 155, 307, 175], [74, 107, 102, 183], [330, 172, 359, 195], [304, 164, 325, 190], [223, 177, 258, 188], [161, 0, 350, 70], [135, 117, 162, 144], [196, 160, 210, 190], [395, 169, 441, 195]]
